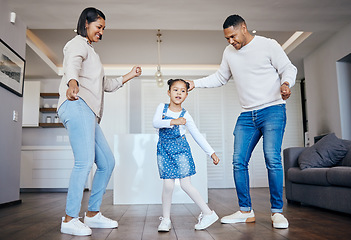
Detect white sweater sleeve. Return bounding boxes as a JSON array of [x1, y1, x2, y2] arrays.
[[194, 46, 232, 88], [103, 76, 124, 92], [153, 103, 172, 129], [63, 39, 87, 86], [269, 39, 297, 88], [185, 112, 215, 157]]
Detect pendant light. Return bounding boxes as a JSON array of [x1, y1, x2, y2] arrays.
[[155, 29, 164, 87]]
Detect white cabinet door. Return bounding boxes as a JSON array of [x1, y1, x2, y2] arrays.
[[21, 147, 74, 189], [22, 81, 40, 127]]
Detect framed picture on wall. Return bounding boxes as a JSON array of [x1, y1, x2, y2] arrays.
[[0, 39, 25, 97]]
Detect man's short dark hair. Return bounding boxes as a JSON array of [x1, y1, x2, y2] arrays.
[[223, 15, 246, 29], [76, 7, 105, 39]]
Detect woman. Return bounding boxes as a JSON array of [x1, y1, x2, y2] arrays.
[[58, 7, 141, 236]]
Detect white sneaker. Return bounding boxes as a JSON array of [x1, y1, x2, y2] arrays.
[[221, 210, 255, 224], [84, 212, 118, 228], [195, 211, 219, 230], [271, 213, 289, 229], [158, 217, 171, 232], [60, 217, 92, 236]]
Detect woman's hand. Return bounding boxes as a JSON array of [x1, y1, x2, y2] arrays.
[[66, 79, 79, 101], [170, 117, 186, 126], [211, 153, 220, 165], [133, 66, 142, 77], [122, 66, 142, 84]]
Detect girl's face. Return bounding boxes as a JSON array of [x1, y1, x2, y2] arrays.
[[168, 81, 188, 106], [86, 17, 105, 43]]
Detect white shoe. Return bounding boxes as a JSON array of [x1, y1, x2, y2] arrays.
[[271, 213, 289, 229], [221, 210, 255, 224], [195, 211, 219, 230], [60, 217, 92, 236], [84, 212, 118, 228], [158, 217, 171, 232]]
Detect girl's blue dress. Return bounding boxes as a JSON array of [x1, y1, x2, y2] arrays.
[[157, 104, 196, 179]]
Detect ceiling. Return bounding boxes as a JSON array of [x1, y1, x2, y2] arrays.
[[7, 0, 351, 80]]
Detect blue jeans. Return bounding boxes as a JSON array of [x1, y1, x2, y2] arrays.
[[233, 104, 286, 213], [58, 98, 115, 218]]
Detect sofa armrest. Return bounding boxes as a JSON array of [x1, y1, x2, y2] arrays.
[[283, 147, 305, 170], [283, 147, 305, 201]]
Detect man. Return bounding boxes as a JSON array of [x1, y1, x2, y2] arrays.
[[187, 14, 297, 229]]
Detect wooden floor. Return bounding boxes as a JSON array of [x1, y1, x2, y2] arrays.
[[0, 188, 350, 240]]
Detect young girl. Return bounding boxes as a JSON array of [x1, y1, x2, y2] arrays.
[[153, 79, 220, 231]]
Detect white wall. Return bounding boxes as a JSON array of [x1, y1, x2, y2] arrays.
[[304, 22, 351, 140], [337, 61, 351, 140], [0, 0, 27, 205]]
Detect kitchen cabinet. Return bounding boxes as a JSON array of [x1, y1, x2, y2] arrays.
[[22, 81, 40, 127], [39, 93, 63, 127], [20, 146, 94, 191], [22, 83, 63, 127], [20, 146, 73, 189]]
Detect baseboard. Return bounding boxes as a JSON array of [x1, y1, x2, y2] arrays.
[[20, 188, 68, 193], [20, 188, 90, 193], [0, 199, 22, 208]]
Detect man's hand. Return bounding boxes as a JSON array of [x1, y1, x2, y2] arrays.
[[185, 80, 195, 91], [211, 153, 220, 165], [280, 82, 291, 100], [66, 79, 79, 101]]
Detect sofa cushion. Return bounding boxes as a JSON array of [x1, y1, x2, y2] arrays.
[[287, 167, 331, 186], [327, 166, 351, 187], [298, 133, 349, 169], [338, 148, 351, 167]]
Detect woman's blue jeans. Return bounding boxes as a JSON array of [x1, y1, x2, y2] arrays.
[[58, 98, 115, 218], [233, 104, 286, 213]]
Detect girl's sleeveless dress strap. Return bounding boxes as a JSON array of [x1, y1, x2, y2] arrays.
[[162, 104, 169, 119], [179, 108, 186, 118]]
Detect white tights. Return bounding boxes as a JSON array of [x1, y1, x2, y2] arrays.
[[162, 176, 212, 219]]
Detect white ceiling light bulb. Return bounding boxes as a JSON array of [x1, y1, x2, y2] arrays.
[[155, 29, 164, 87]]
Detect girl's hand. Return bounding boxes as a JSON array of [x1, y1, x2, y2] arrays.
[[171, 117, 186, 126], [66, 79, 79, 101], [122, 66, 142, 84], [211, 153, 220, 165]]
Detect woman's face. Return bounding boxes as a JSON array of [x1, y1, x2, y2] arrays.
[[86, 17, 105, 43]]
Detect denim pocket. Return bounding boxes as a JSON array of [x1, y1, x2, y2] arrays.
[[57, 100, 68, 116], [57, 100, 68, 128], [278, 103, 286, 110]]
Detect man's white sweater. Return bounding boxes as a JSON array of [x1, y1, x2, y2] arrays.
[[194, 35, 297, 111]]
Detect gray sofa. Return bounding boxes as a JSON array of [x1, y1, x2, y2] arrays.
[[283, 134, 351, 214]]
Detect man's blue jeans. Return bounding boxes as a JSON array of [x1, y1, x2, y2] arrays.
[[233, 104, 286, 213], [58, 98, 115, 218]]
